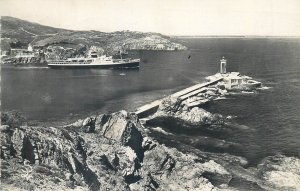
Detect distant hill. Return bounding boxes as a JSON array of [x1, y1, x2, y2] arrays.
[[1, 16, 71, 48], [1, 16, 70, 36], [1, 16, 187, 55]]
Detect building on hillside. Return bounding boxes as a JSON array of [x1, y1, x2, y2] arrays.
[[10, 49, 35, 58], [156, 44, 165, 50], [28, 44, 33, 51]]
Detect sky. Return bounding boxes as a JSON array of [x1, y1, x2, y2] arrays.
[[1, 0, 300, 36]]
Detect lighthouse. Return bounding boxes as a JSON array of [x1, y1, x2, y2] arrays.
[[220, 56, 227, 74]]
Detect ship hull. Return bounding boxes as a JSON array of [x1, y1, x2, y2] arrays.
[[48, 61, 139, 69]]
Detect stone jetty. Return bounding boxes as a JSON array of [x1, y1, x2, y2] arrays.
[[136, 57, 262, 123], [135, 78, 223, 119]]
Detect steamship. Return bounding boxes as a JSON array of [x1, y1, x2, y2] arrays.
[[47, 52, 140, 69]]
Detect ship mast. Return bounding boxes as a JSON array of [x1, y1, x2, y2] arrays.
[[120, 49, 123, 60]]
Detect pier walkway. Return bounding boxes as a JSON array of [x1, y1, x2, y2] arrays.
[[135, 78, 223, 118]]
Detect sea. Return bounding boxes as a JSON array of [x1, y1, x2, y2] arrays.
[[2, 38, 300, 165]]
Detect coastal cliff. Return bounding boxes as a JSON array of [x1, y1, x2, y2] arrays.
[[2, 110, 300, 191]]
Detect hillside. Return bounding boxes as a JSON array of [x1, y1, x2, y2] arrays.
[[1, 16, 71, 49], [1, 16, 187, 57]]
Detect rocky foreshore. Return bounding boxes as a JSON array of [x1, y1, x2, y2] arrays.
[[1, 111, 230, 191], [1, 109, 300, 191]]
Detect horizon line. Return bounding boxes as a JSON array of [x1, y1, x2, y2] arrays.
[[171, 35, 300, 38], [2, 16, 300, 38]]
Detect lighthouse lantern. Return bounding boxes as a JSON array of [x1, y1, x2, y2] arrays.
[[220, 57, 227, 74]]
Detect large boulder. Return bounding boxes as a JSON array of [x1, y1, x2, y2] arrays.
[[94, 111, 145, 159], [257, 155, 300, 190], [147, 96, 224, 130]]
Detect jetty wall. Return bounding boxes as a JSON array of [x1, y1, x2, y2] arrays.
[[135, 78, 223, 118]]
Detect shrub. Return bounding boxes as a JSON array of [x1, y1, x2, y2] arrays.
[[1, 111, 26, 128]]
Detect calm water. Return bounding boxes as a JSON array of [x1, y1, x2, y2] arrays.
[[2, 38, 300, 164]]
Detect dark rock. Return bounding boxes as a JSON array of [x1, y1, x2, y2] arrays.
[[33, 165, 52, 175], [159, 154, 176, 174], [100, 154, 115, 171], [145, 173, 159, 190], [65, 180, 75, 189], [112, 153, 120, 170], [142, 137, 157, 151], [202, 171, 232, 186]]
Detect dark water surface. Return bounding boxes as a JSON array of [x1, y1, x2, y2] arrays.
[[2, 38, 300, 164]]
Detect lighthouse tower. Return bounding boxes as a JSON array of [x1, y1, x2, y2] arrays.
[[220, 56, 227, 74]]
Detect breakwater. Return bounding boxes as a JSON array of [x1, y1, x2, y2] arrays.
[[135, 78, 223, 118]]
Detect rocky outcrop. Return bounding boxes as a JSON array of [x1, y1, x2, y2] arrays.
[[256, 155, 300, 191], [147, 96, 225, 131], [0, 110, 236, 191], [2, 110, 300, 191], [1, 124, 99, 190], [67, 110, 145, 160]]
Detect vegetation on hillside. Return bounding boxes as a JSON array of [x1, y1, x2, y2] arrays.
[[1, 16, 187, 58]]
